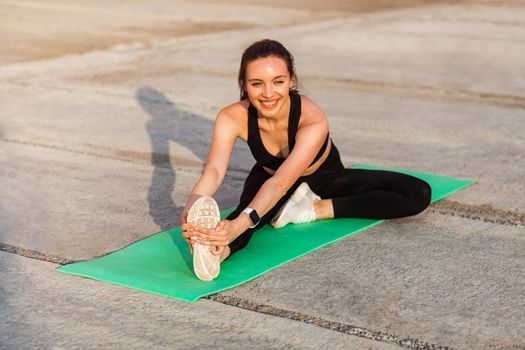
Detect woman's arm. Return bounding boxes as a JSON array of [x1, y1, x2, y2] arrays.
[[183, 110, 238, 204], [180, 108, 240, 246]]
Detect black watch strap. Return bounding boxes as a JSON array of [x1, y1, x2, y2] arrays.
[[242, 208, 260, 228]]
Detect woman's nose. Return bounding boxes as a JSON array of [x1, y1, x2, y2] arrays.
[[263, 84, 273, 98]]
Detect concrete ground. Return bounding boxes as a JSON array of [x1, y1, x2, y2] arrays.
[[1, 0, 524, 349]]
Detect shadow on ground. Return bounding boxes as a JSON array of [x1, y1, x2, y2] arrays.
[[136, 87, 213, 231], [1, 226, 51, 349]]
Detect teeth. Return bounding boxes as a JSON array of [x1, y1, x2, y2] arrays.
[[262, 100, 277, 108]]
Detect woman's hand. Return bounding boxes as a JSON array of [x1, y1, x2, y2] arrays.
[[180, 208, 188, 227], [181, 221, 197, 254], [180, 194, 204, 254], [191, 220, 240, 255], [180, 203, 193, 253], [181, 220, 230, 255]]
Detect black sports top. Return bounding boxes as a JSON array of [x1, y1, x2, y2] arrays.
[[247, 90, 330, 171]]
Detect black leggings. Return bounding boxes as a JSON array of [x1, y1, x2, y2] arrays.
[[226, 144, 431, 255]]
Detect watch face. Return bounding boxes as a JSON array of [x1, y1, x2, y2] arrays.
[[248, 209, 260, 227]]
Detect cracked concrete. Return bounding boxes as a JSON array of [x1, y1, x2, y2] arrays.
[[1, 251, 402, 350]]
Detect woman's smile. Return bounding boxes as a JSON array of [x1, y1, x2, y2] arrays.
[[260, 98, 279, 110]]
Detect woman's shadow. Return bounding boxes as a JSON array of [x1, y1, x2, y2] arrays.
[[136, 87, 214, 268]]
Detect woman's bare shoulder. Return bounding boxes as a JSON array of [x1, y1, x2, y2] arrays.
[[298, 93, 328, 123], [214, 100, 250, 140], [218, 99, 249, 120]]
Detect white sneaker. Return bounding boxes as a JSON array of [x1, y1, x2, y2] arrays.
[[291, 182, 321, 204], [270, 183, 320, 229], [187, 196, 221, 281]]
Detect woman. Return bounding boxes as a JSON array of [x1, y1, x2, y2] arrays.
[[181, 39, 431, 280]]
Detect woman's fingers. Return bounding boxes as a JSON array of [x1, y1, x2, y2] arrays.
[[195, 238, 227, 247], [182, 223, 210, 237], [209, 245, 223, 256], [182, 228, 196, 239], [193, 231, 224, 242], [215, 220, 227, 231], [181, 222, 194, 234], [181, 223, 200, 255], [183, 220, 230, 249], [180, 210, 189, 226]]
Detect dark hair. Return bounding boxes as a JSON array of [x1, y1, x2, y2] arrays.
[[238, 39, 298, 100]]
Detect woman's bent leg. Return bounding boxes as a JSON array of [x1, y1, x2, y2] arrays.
[[225, 166, 431, 255], [309, 169, 431, 220]]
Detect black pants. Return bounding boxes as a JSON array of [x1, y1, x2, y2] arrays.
[[226, 144, 431, 255]]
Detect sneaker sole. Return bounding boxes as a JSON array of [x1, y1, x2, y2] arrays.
[[270, 199, 296, 228], [187, 196, 221, 281]]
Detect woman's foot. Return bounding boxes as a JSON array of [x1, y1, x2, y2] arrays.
[[220, 246, 231, 262], [187, 196, 221, 281], [270, 183, 320, 228]]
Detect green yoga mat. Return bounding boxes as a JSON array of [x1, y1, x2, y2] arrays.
[[57, 165, 474, 303]]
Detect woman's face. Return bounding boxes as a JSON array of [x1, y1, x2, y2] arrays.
[[244, 56, 294, 118]]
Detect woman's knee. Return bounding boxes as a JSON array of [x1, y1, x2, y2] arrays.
[[405, 178, 432, 215]]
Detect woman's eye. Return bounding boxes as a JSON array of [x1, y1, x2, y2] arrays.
[[275, 81, 284, 85], [251, 82, 262, 87]]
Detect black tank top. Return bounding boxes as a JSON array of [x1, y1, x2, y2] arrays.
[[247, 91, 330, 171]]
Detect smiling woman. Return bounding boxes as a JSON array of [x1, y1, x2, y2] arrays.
[[180, 39, 432, 281]]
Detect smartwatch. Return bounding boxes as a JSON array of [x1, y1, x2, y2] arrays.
[[242, 208, 261, 228]]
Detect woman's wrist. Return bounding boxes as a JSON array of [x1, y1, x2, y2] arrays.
[[232, 213, 251, 237], [185, 193, 202, 208]]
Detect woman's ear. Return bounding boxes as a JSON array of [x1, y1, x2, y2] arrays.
[[289, 75, 296, 89]]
